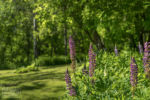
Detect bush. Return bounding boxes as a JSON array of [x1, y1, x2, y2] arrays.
[[36, 55, 71, 66], [0, 62, 16, 70], [16, 63, 39, 73]]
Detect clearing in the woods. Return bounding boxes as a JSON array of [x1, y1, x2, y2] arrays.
[[0, 65, 70, 100]]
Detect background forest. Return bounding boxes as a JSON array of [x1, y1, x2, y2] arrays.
[[0, 0, 150, 69]]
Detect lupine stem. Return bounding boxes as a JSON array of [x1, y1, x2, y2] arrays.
[[82, 64, 88, 75]]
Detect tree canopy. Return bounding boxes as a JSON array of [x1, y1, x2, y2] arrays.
[[0, 0, 150, 68]]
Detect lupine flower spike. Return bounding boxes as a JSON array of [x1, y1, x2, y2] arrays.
[[138, 42, 143, 54], [89, 43, 96, 77], [130, 57, 138, 97], [65, 68, 76, 96], [114, 44, 118, 56], [69, 36, 76, 72], [143, 42, 150, 79]]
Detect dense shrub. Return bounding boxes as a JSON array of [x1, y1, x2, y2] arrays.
[[62, 50, 150, 99], [0, 62, 16, 70], [36, 55, 71, 66], [16, 63, 39, 73]]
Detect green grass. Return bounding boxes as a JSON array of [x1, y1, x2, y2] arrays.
[[0, 65, 70, 100]]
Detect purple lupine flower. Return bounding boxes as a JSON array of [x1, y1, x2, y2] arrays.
[[143, 42, 150, 78], [65, 69, 71, 90], [69, 36, 76, 60], [69, 87, 76, 96], [82, 64, 88, 75], [65, 68, 76, 96], [138, 42, 143, 54], [143, 42, 150, 67], [69, 35, 76, 72], [114, 45, 118, 56], [130, 57, 138, 87], [88, 43, 96, 77]]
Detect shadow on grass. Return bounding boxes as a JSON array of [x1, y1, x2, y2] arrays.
[[0, 71, 65, 87], [0, 67, 67, 100], [2, 98, 20, 100], [52, 86, 65, 93], [42, 64, 70, 69], [24, 96, 59, 100], [19, 82, 45, 91]]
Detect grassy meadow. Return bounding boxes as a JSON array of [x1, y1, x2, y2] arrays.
[[0, 65, 70, 100]]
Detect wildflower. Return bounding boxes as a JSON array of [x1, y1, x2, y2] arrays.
[[69, 87, 76, 96], [69, 36, 76, 72], [130, 57, 138, 87], [114, 45, 118, 56], [65, 68, 76, 96], [89, 43, 96, 77], [143, 42, 150, 78]]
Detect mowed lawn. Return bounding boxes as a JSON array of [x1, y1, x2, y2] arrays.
[[0, 65, 70, 100]]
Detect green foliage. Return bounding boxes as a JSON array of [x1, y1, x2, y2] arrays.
[[63, 50, 150, 99], [76, 54, 86, 63], [0, 0, 150, 69], [16, 63, 39, 73], [0, 62, 16, 70], [36, 55, 71, 66]]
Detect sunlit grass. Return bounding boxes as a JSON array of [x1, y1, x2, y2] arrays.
[[0, 65, 70, 100]]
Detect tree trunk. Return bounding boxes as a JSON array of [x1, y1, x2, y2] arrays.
[[139, 31, 144, 47], [63, 3, 68, 56], [130, 34, 136, 49], [51, 46, 53, 57], [26, 31, 31, 64], [64, 23, 68, 56], [33, 17, 38, 60], [85, 30, 104, 50], [93, 31, 104, 50]]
